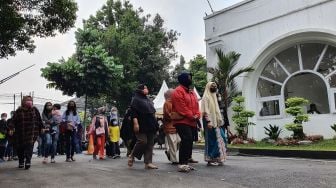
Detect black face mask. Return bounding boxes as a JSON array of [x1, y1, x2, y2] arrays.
[[210, 88, 217, 93]]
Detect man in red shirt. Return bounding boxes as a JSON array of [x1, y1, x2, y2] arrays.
[[171, 72, 201, 172]]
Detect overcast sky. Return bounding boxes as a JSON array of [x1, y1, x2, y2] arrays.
[[0, 0, 243, 114]]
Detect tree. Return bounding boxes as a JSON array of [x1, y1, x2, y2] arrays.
[[285, 97, 309, 139], [0, 0, 78, 58], [188, 55, 207, 94], [208, 49, 254, 127], [41, 45, 123, 98], [41, 0, 178, 113]]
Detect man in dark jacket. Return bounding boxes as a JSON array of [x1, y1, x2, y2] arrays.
[[10, 96, 43, 169], [0, 113, 8, 162]]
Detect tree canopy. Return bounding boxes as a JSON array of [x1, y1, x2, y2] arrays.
[[188, 54, 207, 94], [41, 0, 178, 112], [0, 0, 78, 58]]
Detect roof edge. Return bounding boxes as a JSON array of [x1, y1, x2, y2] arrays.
[[204, 0, 255, 20]]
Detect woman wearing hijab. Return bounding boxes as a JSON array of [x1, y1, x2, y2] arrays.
[[10, 96, 43, 169], [128, 84, 158, 169], [201, 82, 227, 166], [90, 107, 109, 160]]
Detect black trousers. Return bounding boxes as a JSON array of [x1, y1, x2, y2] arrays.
[[65, 131, 76, 159], [17, 143, 34, 165], [107, 141, 120, 157], [175, 124, 193, 165]]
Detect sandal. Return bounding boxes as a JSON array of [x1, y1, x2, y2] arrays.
[[178, 165, 191, 173], [188, 165, 197, 171], [128, 156, 134, 167], [145, 163, 158, 170]]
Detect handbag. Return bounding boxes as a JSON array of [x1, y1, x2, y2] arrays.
[[66, 122, 74, 131], [95, 126, 105, 136]]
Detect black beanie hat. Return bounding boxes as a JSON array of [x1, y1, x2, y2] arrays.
[[178, 72, 192, 87]]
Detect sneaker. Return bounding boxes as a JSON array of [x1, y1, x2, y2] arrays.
[[93, 155, 97, 160], [65, 158, 72, 162], [42, 158, 48, 164], [18, 163, 24, 168], [50, 159, 56, 163], [207, 162, 218, 166], [70, 157, 76, 162], [24, 163, 31, 170]]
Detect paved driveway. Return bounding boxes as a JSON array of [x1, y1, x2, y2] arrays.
[[0, 149, 335, 188]]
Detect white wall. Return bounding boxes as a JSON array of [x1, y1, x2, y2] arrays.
[[204, 0, 336, 140]]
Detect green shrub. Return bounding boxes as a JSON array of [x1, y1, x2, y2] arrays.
[[284, 97, 309, 139], [232, 96, 255, 139], [331, 124, 336, 133], [264, 124, 282, 140]]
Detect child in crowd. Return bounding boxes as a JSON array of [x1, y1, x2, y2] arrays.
[[108, 119, 120, 159]]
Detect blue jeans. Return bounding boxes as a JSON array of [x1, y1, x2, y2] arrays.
[[51, 133, 59, 159], [37, 136, 44, 156], [42, 133, 52, 158]]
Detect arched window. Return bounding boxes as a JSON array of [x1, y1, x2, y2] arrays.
[[257, 43, 336, 118]]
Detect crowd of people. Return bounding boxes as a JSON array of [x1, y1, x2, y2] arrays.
[[0, 72, 229, 173], [124, 72, 228, 172]]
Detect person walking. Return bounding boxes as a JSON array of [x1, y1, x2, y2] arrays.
[[50, 104, 62, 163], [163, 89, 180, 165], [201, 82, 227, 166], [90, 107, 109, 160], [0, 113, 8, 162], [62, 101, 80, 162], [171, 72, 201, 172], [41, 102, 54, 164], [120, 107, 135, 157], [128, 84, 158, 169], [107, 118, 121, 159], [10, 96, 43, 169], [5, 111, 16, 161]]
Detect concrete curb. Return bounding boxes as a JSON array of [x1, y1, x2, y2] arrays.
[[194, 145, 336, 159], [237, 148, 336, 160]]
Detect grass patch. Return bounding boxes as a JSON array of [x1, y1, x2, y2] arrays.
[[229, 139, 336, 151]]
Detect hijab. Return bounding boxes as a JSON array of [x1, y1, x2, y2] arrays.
[[131, 84, 156, 114], [201, 82, 223, 128]]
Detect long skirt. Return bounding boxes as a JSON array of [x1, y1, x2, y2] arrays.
[[204, 121, 227, 162]]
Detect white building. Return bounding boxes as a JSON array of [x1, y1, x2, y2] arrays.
[[204, 0, 336, 140]]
